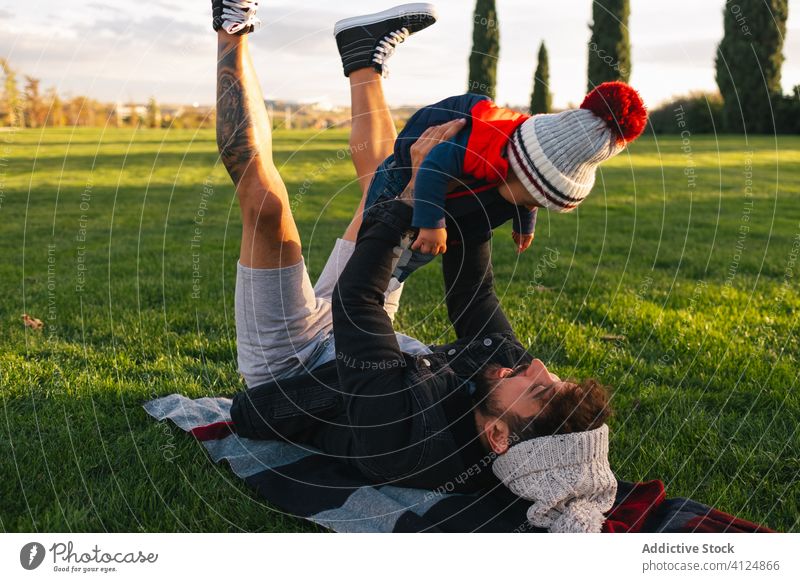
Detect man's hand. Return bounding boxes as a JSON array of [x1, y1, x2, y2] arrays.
[[408, 118, 466, 179], [412, 227, 448, 256], [512, 231, 534, 254]]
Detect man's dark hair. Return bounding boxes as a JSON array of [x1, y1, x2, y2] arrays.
[[506, 379, 612, 443]]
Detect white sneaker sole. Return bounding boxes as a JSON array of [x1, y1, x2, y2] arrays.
[[334, 3, 438, 36]]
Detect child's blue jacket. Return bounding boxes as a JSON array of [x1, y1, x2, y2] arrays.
[[391, 93, 537, 236]]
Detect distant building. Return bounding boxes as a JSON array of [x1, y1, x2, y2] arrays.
[[111, 102, 215, 127], [106, 99, 420, 130], [114, 103, 148, 124]]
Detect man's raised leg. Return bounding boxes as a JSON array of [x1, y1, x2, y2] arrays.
[[216, 31, 302, 269], [333, 4, 439, 240], [348, 69, 397, 198], [216, 25, 326, 387], [342, 68, 397, 241]]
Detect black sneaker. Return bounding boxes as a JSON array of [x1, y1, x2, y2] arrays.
[[334, 3, 438, 78], [212, 0, 261, 36]]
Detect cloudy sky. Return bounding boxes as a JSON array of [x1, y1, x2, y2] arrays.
[[2, 0, 799, 109]]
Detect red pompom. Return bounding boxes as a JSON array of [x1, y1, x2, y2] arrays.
[[580, 82, 647, 144]]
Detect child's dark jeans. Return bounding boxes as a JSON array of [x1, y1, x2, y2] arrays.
[[363, 154, 437, 284]]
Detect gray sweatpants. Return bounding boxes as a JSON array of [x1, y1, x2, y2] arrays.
[[235, 238, 429, 388]]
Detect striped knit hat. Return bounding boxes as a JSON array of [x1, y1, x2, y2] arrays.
[[507, 82, 647, 212]]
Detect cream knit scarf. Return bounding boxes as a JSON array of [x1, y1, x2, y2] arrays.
[[492, 425, 617, 533]]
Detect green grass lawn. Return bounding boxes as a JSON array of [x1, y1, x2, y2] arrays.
[[1, 127, 798, 532]]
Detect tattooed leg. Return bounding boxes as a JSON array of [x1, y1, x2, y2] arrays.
[[217, 31, 302, 269], [341, 68, 398, 241]]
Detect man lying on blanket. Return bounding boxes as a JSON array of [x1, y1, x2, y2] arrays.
[[218, 2, 614, 533]]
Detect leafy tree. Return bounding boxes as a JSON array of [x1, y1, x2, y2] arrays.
[[530, 41, 552, 114], [67, 96, 98, 127], [24, 76, 46, 128], [468, 0, 500, 99], [0, 58, 23, 127], [715, 0, 788, 133], [146, 97, 162, 128], [46, 88, 65, 127], [587, 0, 631, 91]]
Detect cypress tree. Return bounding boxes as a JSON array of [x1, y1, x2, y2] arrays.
[[530, 41, 552, 114], [468, 0, 500, 99], [587, 0, 631, 91], [715, 0, 788, 133]]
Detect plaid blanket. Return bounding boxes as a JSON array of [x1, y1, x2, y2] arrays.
[[144, 394, 772, 533]]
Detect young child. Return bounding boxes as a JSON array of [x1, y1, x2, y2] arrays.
[[334, 4, 647, 284]]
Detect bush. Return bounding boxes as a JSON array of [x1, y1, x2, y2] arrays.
[[647, 93, 724, 135], [774, 86, 800, 134]]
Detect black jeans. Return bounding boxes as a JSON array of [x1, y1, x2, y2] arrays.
[[233, 200, 522, 490], [327, 202, 518, 488]]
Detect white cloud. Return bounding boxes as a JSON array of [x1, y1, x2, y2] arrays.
[[0, 0, 798, 107]]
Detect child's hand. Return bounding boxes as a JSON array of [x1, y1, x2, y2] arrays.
[[512, 232, 534, 254], [412, 227, 448, 256]]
